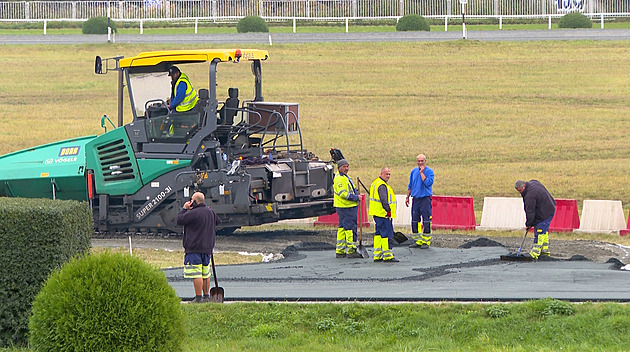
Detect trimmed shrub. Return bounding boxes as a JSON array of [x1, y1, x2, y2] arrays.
[[237, 16, 269, 33], [0, 198, 92, 347], [29, 252, 184, 352], [396, 14, 430, 32], [82, 16, 117, 34], [558, 12, 592, 29]]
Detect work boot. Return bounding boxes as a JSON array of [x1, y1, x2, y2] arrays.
[[190, 296, 204, 304], [409, 242, 422, 248], [373, 258, 383, 263], [420, 244, 430, 249], [202, 295, 210, 303], [541, 251, 551, 257], [383, 258, 400, 263], [347, 251, 363, 259], [336, 253, 346, 258]]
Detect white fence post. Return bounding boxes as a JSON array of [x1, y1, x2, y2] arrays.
[[345, 17, 348, 32], [25, 1, 29, 20], [444, 16, 448, 31], [212, 0, 216, 20], [140, 19, 143, 34], [293, 17, 296, 33], [399, 0, 404, 17], [166, 0, 171, 19], [353, 0, 357, 17], [499, 16, 502, 29], [72, 1, 77, 19], [601, 14, 604, 28], [43, 20, 46, 35], [548, 15, 551, 29], [259, 0, 263, 17], [118, 1, 123, 20], [306, 0, 310, 18]]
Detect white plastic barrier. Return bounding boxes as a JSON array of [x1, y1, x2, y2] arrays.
[[476, 197, 525, 231], [576, 200, 626, 234], [393, 195, 411, 228]]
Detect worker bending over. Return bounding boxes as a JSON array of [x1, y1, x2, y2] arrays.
[[515, 179, 556, 259]]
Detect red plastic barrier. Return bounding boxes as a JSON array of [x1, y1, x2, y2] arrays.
[[549, 199, 580, 233], [431, 195, 476, 230], [621, 203, 630, 236], [314, 194, 370, 228]]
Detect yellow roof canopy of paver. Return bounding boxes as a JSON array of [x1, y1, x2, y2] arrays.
[[119, 49, 269, 69]]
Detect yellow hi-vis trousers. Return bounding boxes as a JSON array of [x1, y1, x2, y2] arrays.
[[336, 228, 357, 254]]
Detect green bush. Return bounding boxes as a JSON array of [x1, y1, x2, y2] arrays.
[[396, 14, 430, 32], [0, 198, 92, 347], [237, 16, 269, 33], [29, 252, 183, 352], [82, 16, 117, 34], [558, 12, 593, 29]]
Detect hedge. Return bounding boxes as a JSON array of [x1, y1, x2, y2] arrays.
[[396, 14, 430, 31], [558, 12, 593, 29], [0, 198, 92, 347], [237, 16, 269, 33], [29, 252, 183, 352]]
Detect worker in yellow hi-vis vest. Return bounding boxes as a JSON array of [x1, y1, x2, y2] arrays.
[[368, 167, 399, 263], [333, 159, 363, 259]]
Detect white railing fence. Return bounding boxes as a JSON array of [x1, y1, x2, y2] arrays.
[[1, 0, 629, 22]]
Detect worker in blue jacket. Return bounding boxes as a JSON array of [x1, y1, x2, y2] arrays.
[[406, 154, 435, 249]]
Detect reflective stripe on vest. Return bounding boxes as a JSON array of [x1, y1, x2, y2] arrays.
[[333, 173, 358, 208], [368, 177, 397, 218], [174, 73, 199, 112]]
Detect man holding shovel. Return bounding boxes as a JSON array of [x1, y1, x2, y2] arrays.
[[333, 159, 363, 259], [515, 180, 556, 259], [177, 192, 221, 303]]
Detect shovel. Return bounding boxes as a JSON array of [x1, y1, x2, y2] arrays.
[[209, 254, 225, 303], [500, 227, 533, 262], [356, 190, 370, 259]]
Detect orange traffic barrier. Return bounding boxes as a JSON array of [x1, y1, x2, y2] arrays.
[[314, 194, 370, 228], [549, 199, 580, 233], [431, 195, 476, 230]]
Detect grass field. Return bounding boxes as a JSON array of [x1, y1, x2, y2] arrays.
[[2, 40, 630, 351], [1, 41, 629, 209], [3, 300, 630, 351]]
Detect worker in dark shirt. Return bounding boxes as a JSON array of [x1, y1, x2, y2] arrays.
[[515, 179, 556, 259], [176, 192, 221, 303]]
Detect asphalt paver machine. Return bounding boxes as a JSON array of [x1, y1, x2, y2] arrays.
[[0, 49, 336, 236]]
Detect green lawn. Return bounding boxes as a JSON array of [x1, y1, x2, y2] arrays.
[[3, 300, 630, 351]]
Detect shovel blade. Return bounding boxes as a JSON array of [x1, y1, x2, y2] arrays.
[[393, 231, 408, 244], [209, 287, 225, 303], [357, 244, 370, 259]]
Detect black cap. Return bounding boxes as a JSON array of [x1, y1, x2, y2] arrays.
[[168, 66, 180, 76]]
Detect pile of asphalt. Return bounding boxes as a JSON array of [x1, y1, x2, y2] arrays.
[[459, 237, 504, 249]]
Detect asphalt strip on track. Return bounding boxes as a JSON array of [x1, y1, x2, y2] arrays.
[[165, 238, 630, 303]]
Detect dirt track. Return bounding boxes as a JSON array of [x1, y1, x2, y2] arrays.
[[92, 227, 630, 264]]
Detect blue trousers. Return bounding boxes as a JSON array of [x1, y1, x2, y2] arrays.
[[411, 196, 432, 234]]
